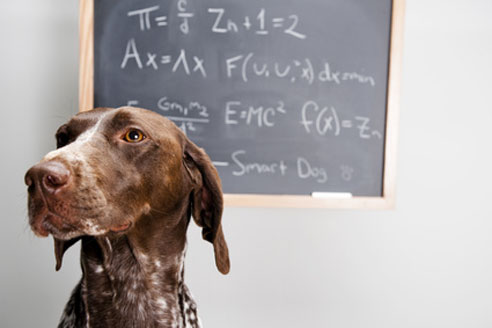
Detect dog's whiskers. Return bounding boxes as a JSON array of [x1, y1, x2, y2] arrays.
[[148, 207, 168, 215]]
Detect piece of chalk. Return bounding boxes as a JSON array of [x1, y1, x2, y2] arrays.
[[311, 192, 353, 199]]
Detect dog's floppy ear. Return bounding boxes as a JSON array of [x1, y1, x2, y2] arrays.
[[54, 237, 81, 271], [182, 139, 230, 275]]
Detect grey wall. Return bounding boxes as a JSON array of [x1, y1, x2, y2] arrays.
[[1, 0, 492, 327]]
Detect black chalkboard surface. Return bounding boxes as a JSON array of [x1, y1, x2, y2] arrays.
[[82, 0, 404, 207]]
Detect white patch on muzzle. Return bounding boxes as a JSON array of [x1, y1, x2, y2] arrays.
[[40, 112, 111, 234]]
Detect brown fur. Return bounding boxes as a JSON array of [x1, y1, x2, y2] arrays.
[[25, 107, 229, 328]]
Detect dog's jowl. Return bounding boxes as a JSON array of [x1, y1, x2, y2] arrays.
[[25, 106, 230, 328]]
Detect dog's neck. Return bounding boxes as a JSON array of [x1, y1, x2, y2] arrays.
[[75, 208, 201, 328]]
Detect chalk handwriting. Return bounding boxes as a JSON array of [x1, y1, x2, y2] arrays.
[[208, 7, 306, 39], [127, 6, 160, 31], [158, 97, 209, 134], [340, 165, 354, 181], [127, 100, 139, 107], [121, 38, 142, 69], [300, 100, 382, 139], [120, 41, 207, 77], [126, 97, 210, 135], [231, 150, 288, 177], [297, 157, 328, 183], [157, 97, 209, 118], [222, 151, 359, 184], [225, 101, 286, 127], [126, 5, 305, 39], [225, 53, 375, 86], [114, 1, 388, 189], [229, 151, 331, 184], [177, 0, 193, 34]]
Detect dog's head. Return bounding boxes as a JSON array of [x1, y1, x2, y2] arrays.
[[25, 106, 229, 274]]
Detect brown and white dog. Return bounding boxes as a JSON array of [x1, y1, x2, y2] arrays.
[[24, 107, 230, 328]]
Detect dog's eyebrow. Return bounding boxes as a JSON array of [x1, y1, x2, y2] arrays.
[[109, 111, 144, 131], [65, 118, 99, 138]]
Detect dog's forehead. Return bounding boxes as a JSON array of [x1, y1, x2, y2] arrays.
[[63, 107, 111, 134], [67, 107, 181, 142]]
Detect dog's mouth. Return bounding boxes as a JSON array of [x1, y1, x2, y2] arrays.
[[28, 186, 136, 239], [109, 222, 132, 233], [32, 212, 132, 239], [28, 194, 86, 239], [30, 211, 80, 239], [29, 201, 133, 239]]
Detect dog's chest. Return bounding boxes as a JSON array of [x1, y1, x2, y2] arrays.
[[77, 247, 201, 328]]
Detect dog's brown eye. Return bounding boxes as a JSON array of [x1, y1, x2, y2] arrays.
[[123, 129, 146, 143]]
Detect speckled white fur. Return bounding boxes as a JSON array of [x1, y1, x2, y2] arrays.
[[43, 112, 109, 163]]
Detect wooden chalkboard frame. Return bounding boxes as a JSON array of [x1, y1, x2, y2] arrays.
[[79, 0, 405, 209]]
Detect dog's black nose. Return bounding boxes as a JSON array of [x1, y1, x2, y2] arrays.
[[25, 161, 71, 194]]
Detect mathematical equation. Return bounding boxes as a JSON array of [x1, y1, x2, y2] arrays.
[[300, 100, 382, 139], [127, 97, 209, 135], [126, 3, 306, 39], [127, 97, 382, 141], [225, 101, 287, 127], [223, 99, 382, 140], [121, 44, 376, 88], [225, 54, 375, 86], [95, 0, 392, 195]]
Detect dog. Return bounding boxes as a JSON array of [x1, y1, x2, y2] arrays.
[[25, 106, 230, 328]]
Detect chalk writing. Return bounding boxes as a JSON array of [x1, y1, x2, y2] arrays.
[[121, 43, 207, 77], [231, 150, 288, 177], [225, 54, 375, 86], [94, 0, 393, 195], [127, 6, 160, 31], [121, 45, 376, 88], [157, 97, 209, 119], [225, 101, 286, 127], [228, 150, 338, 184], [208, 7, 306, 39], [297, 157, 328, 183], [126, 5, 305, 39], [126, 4, 192, 34], [340, 165, 354, 181], [300, 100, 382, 139], [127, 97, 210, 135], [177, 0, 193, 34]]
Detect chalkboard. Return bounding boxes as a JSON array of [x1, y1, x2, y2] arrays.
[[80, 0, 404, 208]]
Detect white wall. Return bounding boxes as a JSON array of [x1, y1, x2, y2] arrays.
[[2, 0, 492, 327]]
